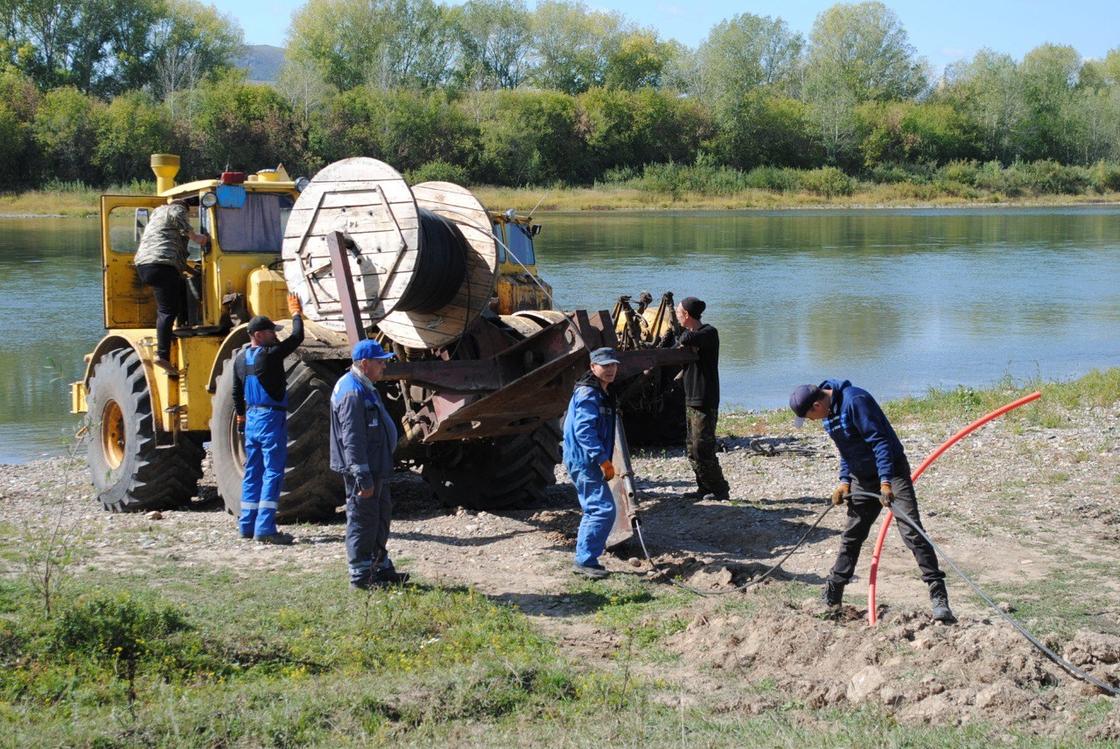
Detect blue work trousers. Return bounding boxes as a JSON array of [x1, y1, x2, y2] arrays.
[[240, 408, 287, 538], [568, 463, 616, 567], [344, 474, 392, 583]]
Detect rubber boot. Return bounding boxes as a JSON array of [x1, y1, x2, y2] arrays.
[[821, 580, 844, 607], [928, 580, 956, 623]]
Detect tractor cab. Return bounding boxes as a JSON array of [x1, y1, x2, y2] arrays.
[[100, 155, 301, 336], [489, 208, 553, 313]]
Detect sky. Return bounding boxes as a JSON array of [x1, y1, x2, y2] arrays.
[[219, 0, 1119, 73]]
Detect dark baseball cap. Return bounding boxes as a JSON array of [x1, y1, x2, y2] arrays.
[[589, 347, 621, 366], [247, 315, 279, 333], [789, 384, 824, 427]]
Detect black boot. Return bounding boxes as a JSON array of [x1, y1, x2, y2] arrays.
[[821, 580, 845, 607], [928, 580, 956, 623]]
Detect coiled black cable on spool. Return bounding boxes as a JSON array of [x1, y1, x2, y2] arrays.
[[395, 208, 468, 313]]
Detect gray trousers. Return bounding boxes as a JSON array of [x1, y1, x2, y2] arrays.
[[827, 473, 945, 586], [345, 475, 392, 583]]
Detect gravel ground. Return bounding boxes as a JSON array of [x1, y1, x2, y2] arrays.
[[2, 402, 1119, 735]]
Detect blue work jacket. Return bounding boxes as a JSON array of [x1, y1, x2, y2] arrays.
[[329, 368, 398, 490], [562, 371, 616, 472], [820, 378, 909, 484]]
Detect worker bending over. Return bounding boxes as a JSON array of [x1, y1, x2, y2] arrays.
[[790, 379, 955, 623]]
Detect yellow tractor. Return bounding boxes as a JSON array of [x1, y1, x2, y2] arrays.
[[73, 154, 689, 520]]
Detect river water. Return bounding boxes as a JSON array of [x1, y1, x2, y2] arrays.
[[1, 207, 1118, 462]]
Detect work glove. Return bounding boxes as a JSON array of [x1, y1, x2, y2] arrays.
[[831, 483, 850, 506], [879, 482, 895, 508], [236, 415, 245, 434], [600, 460, 616, 481], [287, 293, 303, 317]]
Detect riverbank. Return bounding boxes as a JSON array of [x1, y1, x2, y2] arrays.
[[2, 372, 1119, 745], [4, 183, 1119, 218]]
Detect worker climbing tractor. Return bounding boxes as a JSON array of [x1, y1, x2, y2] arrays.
[[790, 380, 955, 623]]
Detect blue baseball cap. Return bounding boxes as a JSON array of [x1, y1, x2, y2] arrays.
[[352, 339, 395, 361], [589, 347, 621, 366]]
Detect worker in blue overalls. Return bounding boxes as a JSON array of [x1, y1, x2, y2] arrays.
[[232, 293, 304, 544], [563, 346, 620, 579]]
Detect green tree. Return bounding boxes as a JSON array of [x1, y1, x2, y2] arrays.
[[310, 88, 479, 173], [804, 1, 927, 104], [189, 72, 306, 175], [0, 0, 240, 95], [603, 30, 674, 90], [858, 101, 976, 167], [93, 91, 175, 182], [287, 0, 455, 91], [1018, 43, 1081, 161], [940, 49, 1027, 162], [0, 102, 32, 182], [149, 0, 244, 100], [450, 0, 532, 90], [694, 13, 803, 107], [475, 89, 584, 183], [709, 93, 816, 169], [578, 86, 707, 172], [529, 0, 623, 94], [31, 85, 102, 180]]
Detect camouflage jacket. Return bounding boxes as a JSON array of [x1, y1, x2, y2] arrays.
[[134, 204, 192, 270]]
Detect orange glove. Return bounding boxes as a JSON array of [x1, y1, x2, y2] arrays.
[[287, 293, 303, 317], [600, 460, 616, 481], [831, 483, 850, 506], [236, 415, 246, 434], [879, 482, 895, 508]]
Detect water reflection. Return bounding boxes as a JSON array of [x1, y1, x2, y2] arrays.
[[1, 208, 1119, 462]]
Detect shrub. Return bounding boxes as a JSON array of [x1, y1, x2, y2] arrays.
[[405, 160, 470, 185], [801, 166, 855, 197]]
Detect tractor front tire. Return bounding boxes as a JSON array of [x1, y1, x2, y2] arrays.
[[86, 348, 203, 512], [210, 355, 344, 522], [421, 420, 562, 511]]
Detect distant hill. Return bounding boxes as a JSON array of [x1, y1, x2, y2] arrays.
[[236, 45, 285, 83]]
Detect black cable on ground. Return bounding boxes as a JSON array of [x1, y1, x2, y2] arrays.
[[633, 502, 835, 598], [845, 489, 1119, 697]]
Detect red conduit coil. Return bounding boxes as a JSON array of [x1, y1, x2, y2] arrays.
[[866, 391, 1042, 626]]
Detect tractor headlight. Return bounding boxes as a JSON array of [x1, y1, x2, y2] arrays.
[[295, 177, 310, 192], [200, 191, 218, 208]]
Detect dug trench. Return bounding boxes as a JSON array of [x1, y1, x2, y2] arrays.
[[2, 399, 1119, 739]]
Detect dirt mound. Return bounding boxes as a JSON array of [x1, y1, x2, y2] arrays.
[[669, 598, 1118, 733]]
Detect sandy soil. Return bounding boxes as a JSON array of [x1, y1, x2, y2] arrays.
[[2, 403, 1119, 736]]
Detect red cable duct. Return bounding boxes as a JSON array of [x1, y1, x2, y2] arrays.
[[866, 391, 1042, 626]]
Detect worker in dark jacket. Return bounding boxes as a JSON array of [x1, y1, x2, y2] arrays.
[[232, 294, 304, 544], [675, 296, 730, 501], [563, 347, 620, 579], [330, 339, 408, 590], [790, 380, 955, 623]]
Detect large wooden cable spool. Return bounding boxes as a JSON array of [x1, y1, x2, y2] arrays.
[[381, 181, 497, 349], [282, 159, 498, 349]]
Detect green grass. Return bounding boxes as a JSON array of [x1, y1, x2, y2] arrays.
[[981, 567, 1120, 641], [718, 368, 1120, 437], [2, 556, 1117, 744]]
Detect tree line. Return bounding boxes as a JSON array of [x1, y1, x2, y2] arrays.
[[2, 0, 1119, 191]]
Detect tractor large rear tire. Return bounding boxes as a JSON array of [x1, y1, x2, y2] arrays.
[[210, 355, 344, 522], [421, 420, 561, 511], [86, 348, 204, 512]]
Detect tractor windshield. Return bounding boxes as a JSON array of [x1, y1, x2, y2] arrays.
[[506, 222, 536, 267], [215, 192, 293, 252]]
